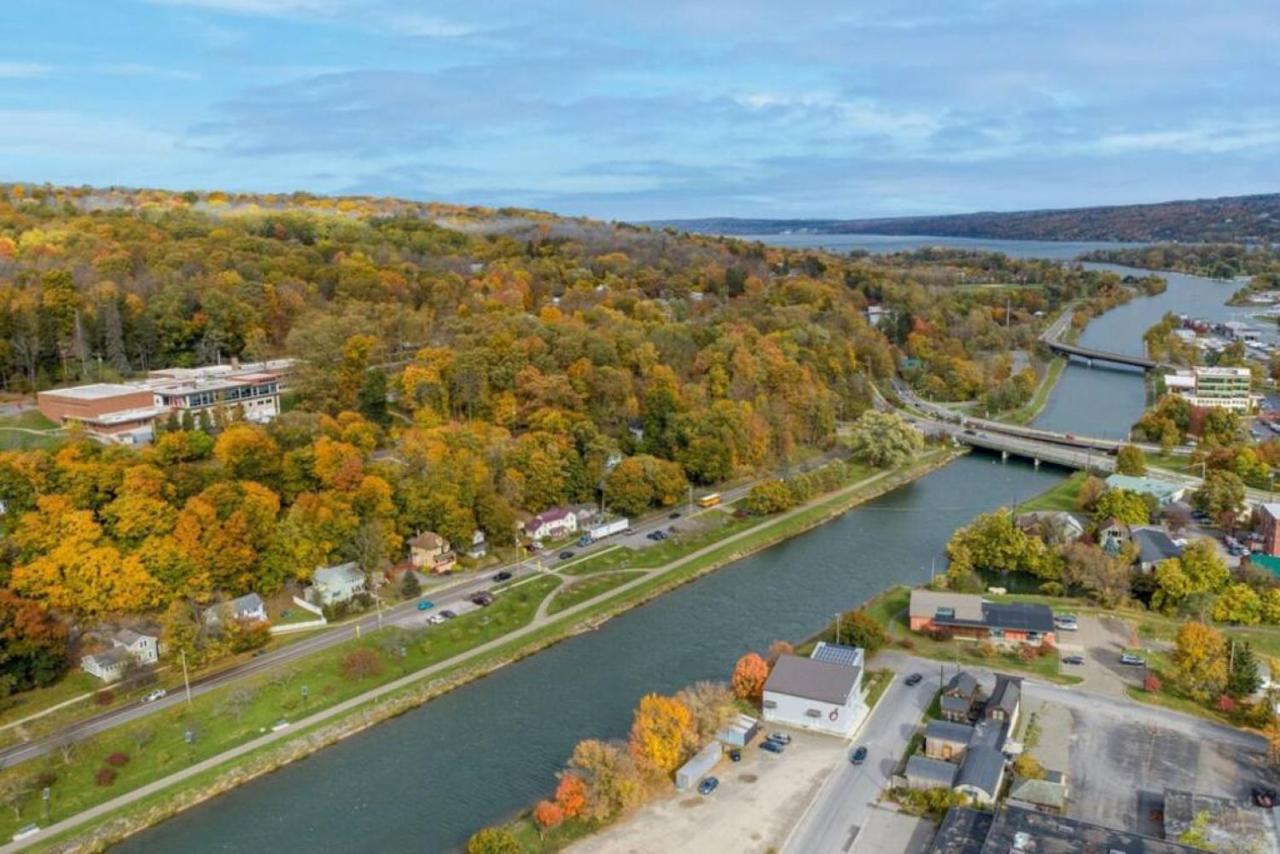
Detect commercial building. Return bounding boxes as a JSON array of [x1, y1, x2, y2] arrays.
[[1163, 366, 1255, 412], [37, 359, 293, 444], [1104, 474, 1187, 506], [930, 803, 1201, 853], [909, 590, 1056, 647], [1259, 503, 1280, 556], [762, 644, 867, 737]]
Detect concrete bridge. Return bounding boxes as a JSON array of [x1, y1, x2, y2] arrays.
[[950, 428, 1116, 473]]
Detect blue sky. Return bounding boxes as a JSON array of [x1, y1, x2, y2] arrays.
[[3, 0, 1278, 220]]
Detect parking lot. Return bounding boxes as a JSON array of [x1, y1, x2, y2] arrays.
[[1053, 613, 1150, 697], [569, 729, 849, 854]]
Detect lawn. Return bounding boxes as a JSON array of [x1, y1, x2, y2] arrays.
[[560, 546, 634, 576], [862, 668, 893, 711], [0, 672, 101, 731], [0, 575, 563, 841], [1017, 471, 1086, 513], [1001, 357, 1066, 426], [0, 409, 63, 450], [547, 572, 644, 615]]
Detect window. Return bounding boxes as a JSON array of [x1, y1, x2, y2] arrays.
[[990, 628, 1004, 639], [805, 708, 822, 718], [762, 700, 776, 710], [936, 607, 955, 619]]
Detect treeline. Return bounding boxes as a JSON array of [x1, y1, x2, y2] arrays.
[[1082, 243, 1280, 281]]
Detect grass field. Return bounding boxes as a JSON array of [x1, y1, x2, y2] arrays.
[[1002, 357, 1066, 426], [547, 572, 644, 615], [0, 409, 63, 450], [1017, 471, 1086, 512]]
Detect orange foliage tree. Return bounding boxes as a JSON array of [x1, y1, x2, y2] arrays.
[[731, 652, 769, 703], [532, 800, 564, 836], [554, 773, 587, 818]]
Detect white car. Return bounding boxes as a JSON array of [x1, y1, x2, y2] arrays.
[[143, 688, 167, 703], [426, 614, 445, 625]]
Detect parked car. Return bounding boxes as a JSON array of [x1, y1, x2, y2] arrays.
[[1252, 786, 1277, 808], [417, 599, 435, 611], [851, 746, 868, 765], [440, 609, 457, 619], [426, 614, 445, 625], [767, 732, 792, 745], [760, 739, 784, 754], [143, 689, 167, 703], [1120, 653, 1146, 666], [623, 528, 636, 535], [493, 571, 513, 582], [1062, 655, 1085, 665], [559, 550, 575, 560], [698, 776, 719, 795], [669, 511, 682, 519], [470, 592, 494, 607], [728, 748, 741, 762], [904, 673, 923, 686]]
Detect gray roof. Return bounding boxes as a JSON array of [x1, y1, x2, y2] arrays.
[[955, 744, 1005, 796], [764, 654, 861, 705], [980, 602, 1055, 634], [84, 647, 131, 668], [976, 803, 1204, 853], [905, 755, 959, 787], [1131, 528, 1183, 564], [910, 590, 985, 622], [314, 561, 364, 586], [943, 671, 980, 698], [926, 719, 976, 745], [985, 675, 1021, 720], [1008, 776, 1068, 810], [928, 807, 992, 854], [114, 629, 146, 645], [941, 696, 974, 717], [230, 592, 264, 613]]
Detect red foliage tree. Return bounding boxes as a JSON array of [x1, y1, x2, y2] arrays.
[[554, 773, 587, 819], [341, 648, 383, 680], [1143, 674, 1162, 693], [731, 652, 769, 703], [533, 800, 564, 836]]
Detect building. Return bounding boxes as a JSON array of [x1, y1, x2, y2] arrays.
[[1162, 789, 1279, 852], [674, 742, 722, 791], [308, 562, 366, 606], [36, 359, 292, 444], [940, 671, 984, 723], [1007, 770, 1069, 814], [1164, 366, 1255, 412], [1130, 527, 1183, 571], [1259, 504, 1280, 556], [1105, 474, 1187, 506], [467, 529, 488, 559], [981, 674, 1021, 730], [81, 628, 161, 683], [954, 744, 1005, 805], [912, 673, 1022, 807], [1097, 518, 1130, 553], [525, 508, 578, 541], [409, 532, 456, 573], [1014, 511, 1085, 545], [909, 590, 1056, 647], [924, 720, 975, 761], [203, 592, 268, 626], [715, 714, 759, 748], [904, 755, 959, 790], [930, 804, 1201, 853], [762, 646, 867, 737]]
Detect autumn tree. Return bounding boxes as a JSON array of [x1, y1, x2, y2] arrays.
[[1171, 621, 1228, 700], [1212, 583, 1262, 625], [1114, 444, 1147, 475], [465, 827, 521, 854], [0, 591, 69, 694], [1059, 542, 1129, 607], [628, 693, 694, 775], [674, 681, 738, 746], [844, 410, 923, 468], [745, 479, 794, 515], [1192, 470, 1245, 529], [554, 773, 587, 818], [731, 652, 769, 703], [568, 739, 646, 821], [213, 423, 281, 484], [1092, 488, 1150, 526], [533, 800, 564, 837]]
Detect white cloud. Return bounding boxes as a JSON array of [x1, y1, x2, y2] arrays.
[[0, 62, 54, 78], [1092, 123, 1280, 155], [384, 13, 475, 38]]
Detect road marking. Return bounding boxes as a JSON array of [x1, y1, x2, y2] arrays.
[[841, 824, 860, 852]]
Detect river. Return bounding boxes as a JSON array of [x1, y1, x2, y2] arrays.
[[120, 240, 1235, 853]]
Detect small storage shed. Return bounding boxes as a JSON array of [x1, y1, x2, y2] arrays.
[[675, 742, 722, 790], [716, 714, 759, 747]]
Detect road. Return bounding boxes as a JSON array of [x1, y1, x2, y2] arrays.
[[0, 450, 845, 772], [782, 666, 939, 854]]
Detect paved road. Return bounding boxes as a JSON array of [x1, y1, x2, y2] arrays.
[[783, 666, 940, 854]]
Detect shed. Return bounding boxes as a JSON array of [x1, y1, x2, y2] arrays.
[[715, 714, 759, 748], [904, 755, 959, 790], [675, 742, 722, 790]]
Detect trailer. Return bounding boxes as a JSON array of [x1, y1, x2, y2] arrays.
[[675, 742, 722, 790], [587, 518, 629, 542]]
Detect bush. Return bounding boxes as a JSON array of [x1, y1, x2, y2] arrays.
[[105, 752, 130, 767], [898, 637, 916, 650], [95, 768, 117, 786], [1216, 695, 1236, 714], [1143, 674, 1162, 693], [977, 641, 998, 659], [35, 771, 57, 788], [1017, 644, 1037, 662], [93, 689, 115, 707], [341, 648, 383, 680]]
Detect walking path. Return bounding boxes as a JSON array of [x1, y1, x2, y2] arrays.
[[4, 458, 925, 851]]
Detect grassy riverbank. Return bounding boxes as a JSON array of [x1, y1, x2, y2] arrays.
[[13, 448, 963, 852], [1002, 356, 1066, 426]]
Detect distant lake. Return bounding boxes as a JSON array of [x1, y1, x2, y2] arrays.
[[749, 232, 1143, 260]]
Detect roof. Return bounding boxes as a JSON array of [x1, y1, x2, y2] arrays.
[[909, 589, 985, 622], [84, 647, 131, 668], [205, 593, 265, 620], [1162, 789, 1279, 852], [905, 755, 959, 787], [409, 531, 447, 549], [1105, 474, 1185, 500], [1248, 553, 1280, 578], [764, 654, 861, 705], [943, 671, 980, 698], [975, 804, 1201, 853], [980, 602, 1055, 634], [928, 807, 993, 854], [528, 507, 574, 525], [1261, 503, 1280, 521], [113, 628, 154, 645], [985, 674, 1021, 719], [955, 744, 1004, 796], [1131, 528, 1183, 564], [1008, 775, 1068, 810], [41, 383, 146, 400], [1098, 517, 1129, 532], [313, 562, 364, 586], [810, 642, 864, 668], [70, 405, 169, 425], [941, 696, 974, 718], [926, 719, 976, 744]]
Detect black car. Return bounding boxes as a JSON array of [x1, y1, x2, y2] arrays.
[[1062, 655, 1085, 665], [439, 609, 457, 619], [850, 746, 868, 765], [905, 673, 923, 686], [493, 571, 513, 582], [470, 592, 494, 607], [558, 550, 575, 560], [669, 511, 681, 519], [728, 748, 741, 762]]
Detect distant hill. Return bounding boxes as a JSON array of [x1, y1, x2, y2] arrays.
[[650, 192, 1280, 244]]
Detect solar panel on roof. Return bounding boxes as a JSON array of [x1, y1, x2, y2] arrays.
[[811, 643, 862, 667]]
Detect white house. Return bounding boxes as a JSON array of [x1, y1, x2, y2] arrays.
[[525, 507, 577, 541], [467, 529, 488, 559], [762, 645, 867, 737], [203, 592, 268, 627], [308, 561, 366, 606], [81, 628, 161, 683]]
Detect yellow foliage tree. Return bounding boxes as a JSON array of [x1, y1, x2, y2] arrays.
[[627, 693, 694, 775]]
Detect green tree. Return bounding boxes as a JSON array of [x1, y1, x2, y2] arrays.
[[745, 479, 794, 515], [1225, 641, 1261, 698], [844, 411, 923, 468], [1092, 488, 1149, 526], [1114, 444, 1147, 475], [465, 827, 521, 854], [945, 509, 1057, 579], [399, 570, 422, 599], [1192, 470, 1245, 528], [1212, 583, 1262, 625]]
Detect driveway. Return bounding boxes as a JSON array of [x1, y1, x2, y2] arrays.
[[1054, 614, 1143, 697]]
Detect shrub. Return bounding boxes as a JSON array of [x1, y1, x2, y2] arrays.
[[1017, 644, 1037, 662], [898, 637, 916, 650], [1216, 695, 1236, 714], [341, 648, 383, 680], [95, 768, 117, 786], [105, 752, 130, 767], [93, 689, 114, 707], [977, 641, 998, 659], [1143, 674, 1162, 693], [34, 771, 57, 788]]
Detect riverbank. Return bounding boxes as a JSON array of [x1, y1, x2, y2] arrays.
[[13, 448, 965, 853]]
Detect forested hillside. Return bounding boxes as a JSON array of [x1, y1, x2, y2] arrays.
[[655, 191, 1280, 244], [0, 184, 1132, 692]]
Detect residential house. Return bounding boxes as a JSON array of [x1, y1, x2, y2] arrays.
[[467, 529, 488, 559], [924, 720, 975, 761], [308, 562, 366, 606], [81, 628, 161, 683], [762, 645, 868, 737], [954, 744, 1006, 805], [982, 674, 1021, 731], [904, 755, 959, 790], [525, 508, 578, 541], [1130, 527, 1183, 572], [939, 671, 983, 723], [1097, 517, 1130, 553], [909, 590, 1056, 647], [1104, 474, 1187, 507], [409, 531, 456, 573], [570, 504, 602, 528], [203, 593, 268, 627], [1015, 511, 1084, 545]]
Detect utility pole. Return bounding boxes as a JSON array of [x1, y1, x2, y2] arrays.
[[180, 650, 193, 708], [834, 613, 841, 645]]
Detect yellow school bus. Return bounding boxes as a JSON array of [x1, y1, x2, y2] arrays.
[[696, 492, 722, 508]]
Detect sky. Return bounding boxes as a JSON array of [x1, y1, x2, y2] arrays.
[[3, 0, 1279, 221]]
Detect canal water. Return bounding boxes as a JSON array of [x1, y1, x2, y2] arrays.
[[120, 243, 1235, 853]]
